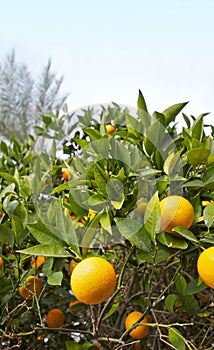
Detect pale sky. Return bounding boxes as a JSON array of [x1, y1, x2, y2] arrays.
[[0, 0, 214, 125]]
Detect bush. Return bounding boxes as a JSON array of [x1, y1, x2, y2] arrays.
[[0, 91, 214, 350]]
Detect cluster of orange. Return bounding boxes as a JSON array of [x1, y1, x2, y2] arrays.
[[15, 194, 214, 348]]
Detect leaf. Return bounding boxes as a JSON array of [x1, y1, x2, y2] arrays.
[[0, 224, 14, 247], [47, 271, 63, 286], [17, 244, 71, 257], [102, 301, 120, 320], [0, 183, 16, 200], [192, 115, 204, 141], [11, 215, 24, 245], [162, 101, 189, 126], [184, 279, 207, 295], [27, 222, 67, 246], [203, 202, 214, 228], [172, 227, 198, 242], [144, 192, 161, 241], [168, 327, 186, 350], [94, 162, 109, 196], [187, 148, 210, 168], [83, 127, 102, 140], [158, 232, 188, 250], [81, 211, 104, 256], [115, 218, 151, 251], [137, 89, 148, 112], [183, 295, 200, 315], [175, 273, 187, 301], [0, 172, 19, 189], [165, 294, 178, 314], [163, 151, 182, 177], [115, 217, 143, 240]]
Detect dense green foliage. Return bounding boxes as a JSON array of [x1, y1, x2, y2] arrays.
[[0, 91, 214, 349]]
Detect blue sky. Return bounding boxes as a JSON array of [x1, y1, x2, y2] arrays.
[[0, 0, 214, 124]]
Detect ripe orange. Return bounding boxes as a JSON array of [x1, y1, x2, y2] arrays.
[[197, 247, 214, 288], [69, 300, 82, 313], [19, 276, 42, 299], [125, 311, 149, 339], [69, 259, 77, 273], [0, 211, 3, 218], [160, 195, 194, 235], [70, 257, 116, 305], [46, 308, 65, 328], [106, 124, 115, 135], [62, 168, 70, 181], [134, 341, 142, 350], [0, 257, 4, 270], [31, 255, 47, 269]]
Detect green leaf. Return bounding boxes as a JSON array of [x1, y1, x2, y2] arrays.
[[65, 341, 81, 350], [47, 271, 63, 286], [0, 172, 19, 189], [17, 244, 71, 257], [0, 224, 14, 247], [115, 218, 151, 251], [137, 89, 148, 112], [144, 192, 161, 241], [203, 202, 214, 228], [163, 151, 182, 177], [0, 183, 16, 200], [81, 211, 104, 255], [158, 232, 188, 250], [172, 227, 197, 242], [187, 148, 210, 168], [175, 273, 187, 301], [115, 217, 143, 240], [162, 101, 189, 126], [102, 301, 120, 320], [27, 222, 67, 246], [11, 215, 24, 245], [165, 294, 178, 314], [183, 295, 200, 315], [83, 127, 102, 140], [184, 279, 207, 295], [191, 115, 204, 141], [94, 162, 109, 196], [168, 327, 186, 350]]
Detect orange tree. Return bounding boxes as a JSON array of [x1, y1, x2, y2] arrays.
[[0, 91, 214, 349]]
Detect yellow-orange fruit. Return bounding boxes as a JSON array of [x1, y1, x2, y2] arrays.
[[0, 257, 4, 270], [62, 168, 70, 181], [106, 124, 115, 135], [46, 308, 65, 328], [160, 195, 194, 235], [70, 257, 116, 305], [197, 247, 214, 289], [31, 256, 47, 269], [125, 311, 149, 339], [19, 276, 42, 299], [69, 300, 82, 313]]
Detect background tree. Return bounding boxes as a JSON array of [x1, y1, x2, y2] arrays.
[[0, 50, 68, 142]]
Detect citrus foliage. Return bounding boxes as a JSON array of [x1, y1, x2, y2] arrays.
[[0, 91, 214, 349]]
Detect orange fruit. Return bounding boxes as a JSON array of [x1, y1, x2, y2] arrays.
[[125, 311, 149, 339], [19, 275, 42, 299], [69, 259, 77, 273], [62, 168, 70, 181], [69, 300, 82, 313], [106, 124, 115, 135], [94, 343, 101, 349], [70, 257, 116, 305], [31, 256, 47, 269], [0, 211, 3, 218], [197, 247, 214, 288], [46, 308, 65, 328], [134, 341, 142, 350], [0, 257, 4, 270], [160, 195, 194, 235]]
